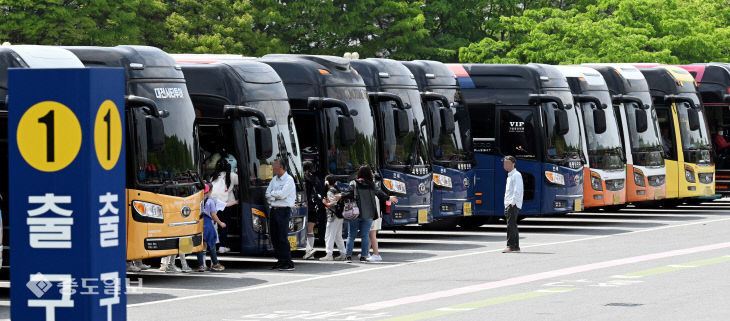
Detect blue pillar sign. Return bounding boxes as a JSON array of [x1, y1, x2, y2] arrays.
[[9, 68, 126, 321]]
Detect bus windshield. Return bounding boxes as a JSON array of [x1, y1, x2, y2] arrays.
[[580, 93, 624, 170], [325, 86, 377, 175], [428, 88, 473, 165], [130, 82, 200, 197], [624, 96, 664, 166], [246, 100, 303, 186], [380, 88, 431, 169], [543, 91, 583, 165], [677, 99, 711, 164]]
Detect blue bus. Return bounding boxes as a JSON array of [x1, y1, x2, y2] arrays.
[[403, 60, 475, 228], [350, 58, 434, 227], [447, 64, 584, 226], [174, 55, 308, 254]]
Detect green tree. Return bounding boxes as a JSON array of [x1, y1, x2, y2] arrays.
[[459, 0, 730, 64], [164, 0, 285, 55], [0, 0, 167, 46]]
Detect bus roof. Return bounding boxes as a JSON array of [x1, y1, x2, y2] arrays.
[[401, 60, 458, 91], [554, 65, 609, 94], [350, 58, 418, 91], [259, 54, 366, 106], [65, 45, 184, 80], [179, 60, 289, 118], [583, 64, 650, 97], [677, 63, 730, 105], [456, 63, 570, 91], [0, 45, 84, 105], [637, 66, 698, 97]]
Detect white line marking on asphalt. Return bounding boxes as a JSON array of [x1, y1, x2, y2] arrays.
[[436, 307, 475, 311], [667, 264, 697, 268], [128, 215, 730, 308], [611, 275, 643, 279]]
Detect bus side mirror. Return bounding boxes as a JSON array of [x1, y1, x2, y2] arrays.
[[254, 126, 273, 159], [440, 107, 455, 134], [592, 107, 607, 134], [688, 108, 701, 131], [635, 109, 649, 133], [555, 109, 570, 136], [338, 115, 356, 146], [393, 108, 409, 138], [145, 116, 165, 152]]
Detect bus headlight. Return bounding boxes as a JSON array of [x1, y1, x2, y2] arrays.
[[684, 166, 696, 183], [634, 170, 645, 187], [544, 171, 565, 186], [252, 209, 267, 234], [383, 178, 407, 194], [132, 201, 163, 220], [590, 172, 602, 191], [433, 173, 453, 188]]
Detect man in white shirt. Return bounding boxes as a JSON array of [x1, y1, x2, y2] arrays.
[[502, 155, 523, 253], [265, 159, 297, 270]]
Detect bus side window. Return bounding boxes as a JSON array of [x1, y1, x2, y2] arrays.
[[656, 109, 676, 160]]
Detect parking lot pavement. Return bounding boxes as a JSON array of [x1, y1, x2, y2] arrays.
[[1, 199, 730, 320]]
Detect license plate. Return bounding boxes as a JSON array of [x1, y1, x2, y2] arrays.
[[288, 236, 297, 251], [574, 199, 582, 212], [178, 237, 193, 254], [613, 192, 621, 205], [418, 209, 429, 224], [463, 202, 472, 216], [654, 190, 663, 200]]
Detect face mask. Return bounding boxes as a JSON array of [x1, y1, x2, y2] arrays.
[[719, 131, 724, 136]]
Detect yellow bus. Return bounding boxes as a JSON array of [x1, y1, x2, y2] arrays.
[[638, 65, 715, 204], [67, 46, 205, 260]]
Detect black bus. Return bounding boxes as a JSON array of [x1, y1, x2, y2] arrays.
[[175, 56, 308, 254]]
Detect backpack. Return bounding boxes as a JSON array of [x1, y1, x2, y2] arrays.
[[341, 181, 360, 220]]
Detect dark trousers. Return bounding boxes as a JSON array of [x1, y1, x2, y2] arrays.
[[269, 207, 294, 265], [505, 205, 520, 249]]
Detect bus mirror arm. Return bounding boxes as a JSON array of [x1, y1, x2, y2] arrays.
[[664, 95, 697, 109], [369, 92, 406, 110], [421, 92, 450, 109], [528, 94, 565, 109], [126, 95, 165, 117], [573, 94, 606, 109], [611, 95, 648, 109], [307, 97, 351, 116], [223, 105, 272, 127]]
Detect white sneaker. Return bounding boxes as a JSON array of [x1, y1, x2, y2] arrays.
[[134, 260, 151, 270], [127, 262, 141, 272], [335, 254, 347, 261], [303, 249, 316, 260], [218, 247, 230, 254], [367, 255, 382, 262], [165, 264, 181, 273], [181, 265, 192, 273], [320, 254, 334, 261]]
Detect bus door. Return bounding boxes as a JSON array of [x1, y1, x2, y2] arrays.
[[656, 106, 680, 199], [495, 106, 541, 215]]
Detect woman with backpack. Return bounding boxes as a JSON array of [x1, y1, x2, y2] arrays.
[[337, 166, 398, 263], [321, 175, 347, 261]]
